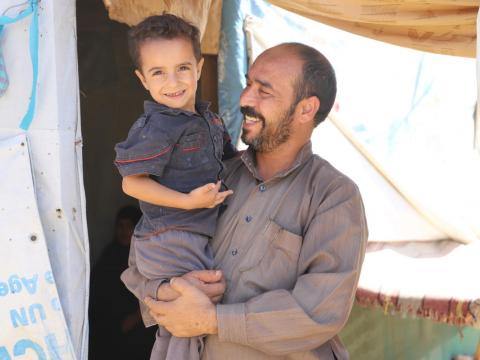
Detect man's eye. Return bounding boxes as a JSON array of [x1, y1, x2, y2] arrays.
[[153, 70, 164, 76], [260, 89, 270, 95], [179, 66, 190, 71]]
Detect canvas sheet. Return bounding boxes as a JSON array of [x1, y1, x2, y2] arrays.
[[0, 134, 75, 359], [240, 5, 480, 244], [0, 1, 88, 358]]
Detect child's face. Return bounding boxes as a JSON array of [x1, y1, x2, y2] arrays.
[[135, 37, 203, 113]]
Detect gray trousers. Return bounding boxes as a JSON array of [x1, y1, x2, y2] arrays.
[[134, 229, 214, 360]]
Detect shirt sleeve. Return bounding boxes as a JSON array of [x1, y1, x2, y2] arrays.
[[114, 114, 175, 177], [216, 179, 368, 356]]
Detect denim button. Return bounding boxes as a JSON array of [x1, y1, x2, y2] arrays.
[[259, 184, 266, 192], [231, 249, 238, 256], [245, 215, 253, 223]]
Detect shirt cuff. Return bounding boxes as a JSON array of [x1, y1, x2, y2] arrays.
[[217, 303, 248, 345], [144, 278, 168, 300]]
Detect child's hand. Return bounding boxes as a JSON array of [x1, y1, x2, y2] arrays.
[[187, 181, 233, 209]]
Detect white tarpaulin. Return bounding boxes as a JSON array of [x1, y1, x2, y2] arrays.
[[0, 134, 76, 359], [244, 9, 480, 244], [0, 1, 88, 359]]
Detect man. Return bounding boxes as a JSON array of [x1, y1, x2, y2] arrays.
[[122, 42, 368, 359]]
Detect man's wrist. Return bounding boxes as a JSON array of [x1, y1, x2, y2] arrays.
[[206, 304, 218, 335]]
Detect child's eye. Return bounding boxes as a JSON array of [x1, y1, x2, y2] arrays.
[[179, 65, 190, 71], [153, 70, 164, 76]]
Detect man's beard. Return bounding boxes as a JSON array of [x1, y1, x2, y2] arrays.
[[240, 104, 295, 153]]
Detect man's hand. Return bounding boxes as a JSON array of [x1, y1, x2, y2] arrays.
[[187, 181, 233, 209], [156, 270, 226, 303], [145, 277, 218, 337]]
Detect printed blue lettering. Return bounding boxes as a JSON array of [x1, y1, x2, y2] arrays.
[[8, 276, 21, 294], [10, 308, 28, 328], [44, 271, 54, 285], [13, 340, 46, 360], [0, 347, 11, 360], [28, 303, 46, 324], [22, 275, 38, 295], [50, 298, 61, 311], [45, 333, 71, 360], [0, 282, 8, 296]]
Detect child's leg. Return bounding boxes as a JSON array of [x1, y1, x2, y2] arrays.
[[134, 229, 213, 280], [134, 230, 213, 360]]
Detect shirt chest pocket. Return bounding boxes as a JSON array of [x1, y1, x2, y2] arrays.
[[238, 220, 302, 291], [175, 133, 209, 167]]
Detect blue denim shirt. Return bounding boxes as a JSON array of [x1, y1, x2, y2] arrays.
[[114, 100, 237, 238]]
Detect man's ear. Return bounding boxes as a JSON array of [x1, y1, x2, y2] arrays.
[[298, 96, 320, 124], [197, 57, 205, 80], [135, 69, 149, 90]]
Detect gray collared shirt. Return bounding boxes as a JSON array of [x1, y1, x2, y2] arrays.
[[122, 141, 368, 359]]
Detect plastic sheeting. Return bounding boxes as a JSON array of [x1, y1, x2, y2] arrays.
[[222, 1, 480, 244], [0, 134, 76, 359], [0, 1, 88, 359]]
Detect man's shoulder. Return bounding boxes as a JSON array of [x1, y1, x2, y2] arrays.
[[308, 154, 361, 197]]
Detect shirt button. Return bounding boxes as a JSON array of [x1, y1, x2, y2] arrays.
[[245, 215, 253, 223], [213, 135, 218, 142], [231, 249, 238, 256], [259, 184, 266, 192]]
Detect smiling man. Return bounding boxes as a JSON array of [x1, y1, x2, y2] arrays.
[[122, 42, 368, 360]]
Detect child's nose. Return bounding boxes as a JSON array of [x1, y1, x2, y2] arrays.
[[166, 72, 179, 86]]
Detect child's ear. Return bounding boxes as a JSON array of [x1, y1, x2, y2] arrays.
[[135, 69, 149, 90], [196, 57, 205, 80]]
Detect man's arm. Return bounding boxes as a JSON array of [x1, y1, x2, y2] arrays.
[[146, 180, 368, 354], [120, 243, 226, 327]]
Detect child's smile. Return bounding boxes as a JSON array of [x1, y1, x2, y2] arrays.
[[135, 38, 204, 113]]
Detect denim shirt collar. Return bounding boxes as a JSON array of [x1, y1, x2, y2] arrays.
[[144, 100, 211, 117], [241, 141, 314, 182]]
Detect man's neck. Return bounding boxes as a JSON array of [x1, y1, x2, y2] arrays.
[[255, 141, 307, 181]]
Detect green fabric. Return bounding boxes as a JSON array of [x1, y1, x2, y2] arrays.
[[341, 305, 480, 359]]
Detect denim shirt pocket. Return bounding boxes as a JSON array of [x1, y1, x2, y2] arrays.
[[173, 132, 210, 168]]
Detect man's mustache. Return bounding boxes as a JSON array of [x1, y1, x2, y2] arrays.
[[240, 106, 265, 123]]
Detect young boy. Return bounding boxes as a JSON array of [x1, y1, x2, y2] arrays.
[[114, 14, 236, 360]]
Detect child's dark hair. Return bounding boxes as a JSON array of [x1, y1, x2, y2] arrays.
[[128, 14, 202, 69]]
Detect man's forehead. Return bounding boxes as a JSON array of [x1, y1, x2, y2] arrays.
[[248, 51, 301, 88]]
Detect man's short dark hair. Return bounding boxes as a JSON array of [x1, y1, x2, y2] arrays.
[[128, 14, 202, 69], [286, 43, 337, 127]]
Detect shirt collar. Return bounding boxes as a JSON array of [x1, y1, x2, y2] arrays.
[[240, 141, 313, 182], [144, 100, 211, 117]]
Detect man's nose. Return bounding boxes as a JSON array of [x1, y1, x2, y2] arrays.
[[240, 86, 255, 107]]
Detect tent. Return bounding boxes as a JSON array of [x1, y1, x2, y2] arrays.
[[0, 0, 479, 359], [0, 1, 87, 359]]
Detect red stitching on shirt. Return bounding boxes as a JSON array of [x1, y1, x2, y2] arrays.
[[137, 226, 194, 239], [115, 146, 172, 164], [182, 146, 200, 152]]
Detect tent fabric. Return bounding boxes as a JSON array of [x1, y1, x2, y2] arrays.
[[0, 134, 76, 359], [101, 0, 222, 55], [243, 9, 480, 245], [357, 241, 480, 328], [268, 0, 478, 58], [0, 1, 89, 358]]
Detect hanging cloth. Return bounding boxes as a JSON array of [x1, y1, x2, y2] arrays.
[[0, 0, 39, 130], [0, 26, 8, 96]]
